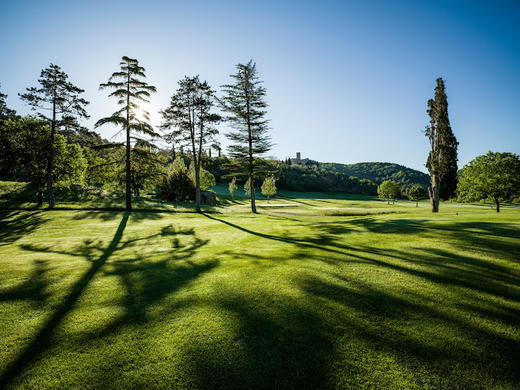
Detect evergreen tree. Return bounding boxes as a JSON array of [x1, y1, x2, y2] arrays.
[[20, 64, 89, 208], [0, 84, 16, 120], [435, 79, 458, 200], [161, 76, 219, 212], [425, 77, 458, 211], [220, 60, 272, 213], [95, 56, 157, 210]]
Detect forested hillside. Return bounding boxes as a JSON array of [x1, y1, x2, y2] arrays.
[[320, 162, 430, 191]]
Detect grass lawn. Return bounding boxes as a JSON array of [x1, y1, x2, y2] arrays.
[[1, 190, 519, 389]]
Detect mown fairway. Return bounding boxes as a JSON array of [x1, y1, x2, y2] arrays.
[[1, 195, 519, 389]]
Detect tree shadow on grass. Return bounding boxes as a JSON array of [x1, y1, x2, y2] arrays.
[[0, 260, 50, 307], [202, 213, 354, 255], [70, 209, 169, 222], [0, 210, 46, 246], [89, 226, 215, 339], [0, 213, 216, 388], [296, 274, 520, 388], [0, 213, 130, 388], [178, 261, 519, 389], [184, 291, 336, 389], [193, 213, 520, 387]]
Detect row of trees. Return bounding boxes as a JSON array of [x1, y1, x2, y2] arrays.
[[227, 175, 277, 202], [96, 57, 272, 212], [377, 180, 427, 206], [1, 58, 272, 213], [379, 150, 520, 212], [3, 71, 519, 213]]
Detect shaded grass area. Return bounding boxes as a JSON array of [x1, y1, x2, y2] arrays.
[[0, 200, 519, 388]]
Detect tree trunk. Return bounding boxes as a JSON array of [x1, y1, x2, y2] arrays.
[[416, 201, 419, 207], [250, 175, 256, 213], [47, 89, 57, 209], [428, 174, 440, 213], [195, 168, 201, 212], [125, 71, 132, 211], [495, 199, 500, 213], [172, 145, 176, 160], [37, 188, 43, 207]]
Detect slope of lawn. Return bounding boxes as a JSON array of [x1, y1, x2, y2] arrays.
[[0, 194, 519, 389]]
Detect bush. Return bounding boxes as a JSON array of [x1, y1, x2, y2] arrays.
[[156, 170, 195, 202]]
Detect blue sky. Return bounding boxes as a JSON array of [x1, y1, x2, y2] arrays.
[[1, 0, 519, 172]]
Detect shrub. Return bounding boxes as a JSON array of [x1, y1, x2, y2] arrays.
[[156, 170, 195, 202]]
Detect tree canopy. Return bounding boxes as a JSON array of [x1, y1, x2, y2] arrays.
[[261, 176, 277, 202], [457, 151, 520, 212], [406, 184, 428, 207], [378, 180, 400, 204]]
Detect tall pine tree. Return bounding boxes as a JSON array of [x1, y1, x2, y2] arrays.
[[20, 64, 89, 208], [0, 84, 16, 120], [95, 56, 157, 211], [161, 76, 220, 212], [425, 77, 458, 211], [220, 60, 272, 213]]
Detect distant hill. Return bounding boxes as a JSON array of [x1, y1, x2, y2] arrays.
[[320, 162, 430, 191]]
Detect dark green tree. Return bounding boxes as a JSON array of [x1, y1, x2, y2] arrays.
[[220, 60, 272, 213], [0, 117, 86, 205], [0, 84, 16, 120], [435, 79, 458, 200], [161, 76, 219, 212], [95, 56, 157, 210], [20, 64, 89, 208], [157, 156, 195, 202], [425, 77, 458, 211], [112, 142, 165, 197], [457, 151, 520, 212]]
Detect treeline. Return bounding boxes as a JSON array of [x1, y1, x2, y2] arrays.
[[205, 160, 378, 195], [320, 162, 430, 192], [0, 58, 273, 213], [276, 164, 377, 194]]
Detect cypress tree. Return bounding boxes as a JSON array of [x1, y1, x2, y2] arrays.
[[434, 78, 458, 200], [425, 77, 458, 211], [220, 60, 272, 213], [95, 56, 157, 211]]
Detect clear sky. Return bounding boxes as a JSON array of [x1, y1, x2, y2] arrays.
[[1, 0, 519, 172]]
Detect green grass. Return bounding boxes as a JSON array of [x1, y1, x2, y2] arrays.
[[1, 190, 519, 389]]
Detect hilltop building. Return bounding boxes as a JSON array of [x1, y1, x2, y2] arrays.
[[288, 152, 320, 168]]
